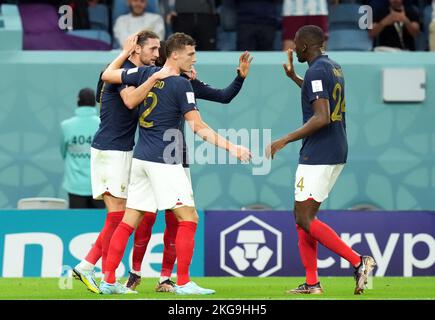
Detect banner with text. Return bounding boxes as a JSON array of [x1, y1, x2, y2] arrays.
[[0, 210, 205, 278], [204, 211, 435, 277]]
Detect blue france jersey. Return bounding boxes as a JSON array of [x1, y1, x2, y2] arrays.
[[121, 66, 198, 164], [299, 55, 347, 165], [92, 60, 138, 151]]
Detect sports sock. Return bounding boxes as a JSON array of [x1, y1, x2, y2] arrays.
[[309, 219, 361, 267], [77, 259, 95, 272], [104, 222, 134, 284], [101, 211, 124, 273], [161, 210, 178, 278], [296, 224, 318, 285], [175, 221, 197, 286], [83, 233, 102, 267], [132, 213, 157, 272]]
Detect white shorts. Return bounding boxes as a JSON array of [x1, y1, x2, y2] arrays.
[[91, 147, 133, 200], [294, 164, 344, 202], [126, 159, 195, 212]]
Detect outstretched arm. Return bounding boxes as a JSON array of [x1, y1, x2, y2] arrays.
[[266, 99, 331, 159], [191, 51, 253, 103], [184, 110, 252, 162], [120, 67, 178, 109]]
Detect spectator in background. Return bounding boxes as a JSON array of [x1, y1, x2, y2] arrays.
[[164, 0, 218, 50], [281, 0, 328, 51], [114, 0, 165, 46], [369, 0, 420, 51], [430, 0, 435, 51], [60, 88, 103, 209], [235, 0, 281, 51]]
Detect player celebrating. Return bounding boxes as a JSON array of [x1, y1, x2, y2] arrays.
[[72, 31, 174, 294], [100, 32, 251, 295], [266, 25, 376, 295], [124, 41, 253, 293]]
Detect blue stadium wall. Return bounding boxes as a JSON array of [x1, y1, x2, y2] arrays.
[[0, 51, 435, 210]]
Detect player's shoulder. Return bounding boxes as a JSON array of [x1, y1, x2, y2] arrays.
[[171, 74, 194, 87]]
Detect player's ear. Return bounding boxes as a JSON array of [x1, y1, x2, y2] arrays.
[[134, 44, 141, 54]]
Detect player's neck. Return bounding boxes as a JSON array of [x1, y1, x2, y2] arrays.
[[128, 56, 143, 67], [306, 51, 323, 65], [163, 60, 181, 75]]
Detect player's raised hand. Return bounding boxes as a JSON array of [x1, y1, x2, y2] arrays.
[[122, 33, 138, 56], [230, 144, 252, 163], [265, 138, 287, 160], [283, 49, 296, 78], [237, 51, 253, 79]]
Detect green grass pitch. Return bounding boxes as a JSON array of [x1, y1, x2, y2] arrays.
[[0, 277, 434, 300]]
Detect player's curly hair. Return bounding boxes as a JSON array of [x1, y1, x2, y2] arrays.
[[165, 32, 196, 57], [136, 30, 160, 47]]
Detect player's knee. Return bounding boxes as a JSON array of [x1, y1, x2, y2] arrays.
[[295, 216, 311, 233]]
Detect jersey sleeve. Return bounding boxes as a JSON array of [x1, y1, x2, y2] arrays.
[[121, 66, 148, 87], [303, 68, 330, 104], [191, 75, 244, 103], [177, 79, 199, 115]]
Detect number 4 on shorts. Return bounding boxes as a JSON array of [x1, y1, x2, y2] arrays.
[[297, 177, 304, 191]]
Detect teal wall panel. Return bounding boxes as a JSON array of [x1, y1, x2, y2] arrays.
[[0, 51, 434, 210]]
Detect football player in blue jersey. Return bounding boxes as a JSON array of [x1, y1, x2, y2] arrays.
[[123, 41, 253, 293], [72, 31, 175, 294], [100, 32, 252, 295], [266, 25, 376, 295]]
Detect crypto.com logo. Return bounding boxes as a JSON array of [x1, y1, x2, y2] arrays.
[[220, 215, 282, 277]]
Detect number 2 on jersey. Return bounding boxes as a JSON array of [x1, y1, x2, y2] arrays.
[[139, 92, 158, 128], [331, 83, 345, 122]]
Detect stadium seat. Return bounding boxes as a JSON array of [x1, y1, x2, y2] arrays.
[[327, 29, 372, 51], [217, 27, 236, 51], [111, 0, 161, 26], [68, 29, 112, 45], [88, 4, 109, 31], [17, 197, 68, 210], [219, 0, 236, 32], [328, 4, 362, 30]]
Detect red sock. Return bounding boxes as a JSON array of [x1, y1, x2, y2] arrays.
[[132, 213, 157, 272], [296, 224, 318, 285], [84, 232, 102, 265], [309, 219, 360, 267], [104, 221, 134, 284], [161, 210, 178, 278], [101, 211, 124, 273], [175, 221, 197, 285]]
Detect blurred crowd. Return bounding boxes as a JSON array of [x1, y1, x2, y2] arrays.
[[1, 0, 434, 51]]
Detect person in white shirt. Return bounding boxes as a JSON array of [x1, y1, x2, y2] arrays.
[[114, 0, 165, 46]]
